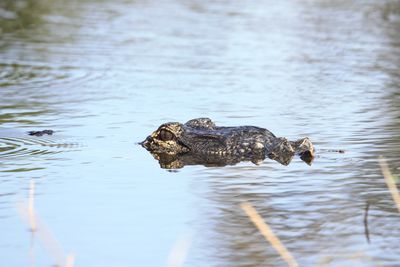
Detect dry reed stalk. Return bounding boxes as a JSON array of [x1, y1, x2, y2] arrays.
[[17, 180, 74, 267], [379, 156, 400, 213], [65, 254, 75, 267], [241, 202, 299, 267], [28, 180, 36, 232], [167, 233, 192, 267], [363, 202, 370, 244]]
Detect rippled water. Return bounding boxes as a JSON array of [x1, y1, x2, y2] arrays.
[[1, 0, 400, 266]]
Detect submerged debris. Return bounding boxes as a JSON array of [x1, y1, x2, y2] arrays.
[[27, 130, 54, 137]]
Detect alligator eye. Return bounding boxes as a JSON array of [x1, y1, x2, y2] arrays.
[[159, 129, 174, 141]]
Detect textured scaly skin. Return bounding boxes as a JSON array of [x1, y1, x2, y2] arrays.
[[141, 118, 314, 168]]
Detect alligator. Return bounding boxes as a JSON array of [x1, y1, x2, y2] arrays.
[[140, 118, 315, 169]]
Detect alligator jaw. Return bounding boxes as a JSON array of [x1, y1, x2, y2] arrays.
[[140, 136, 190, 154]]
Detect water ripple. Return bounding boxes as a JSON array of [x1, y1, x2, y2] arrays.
[[0, 136, 77, 160], [0, 62, 100, 89]]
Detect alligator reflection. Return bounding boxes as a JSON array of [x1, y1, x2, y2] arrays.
[[146, 150, 313, 169], [141, 118, 314, 169]]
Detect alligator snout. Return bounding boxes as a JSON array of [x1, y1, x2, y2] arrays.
[[140, 136, 152, 149]]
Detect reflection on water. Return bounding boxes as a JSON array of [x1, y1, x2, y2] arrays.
[[0, 0, 49, 33], [1, 0, 400, 266]]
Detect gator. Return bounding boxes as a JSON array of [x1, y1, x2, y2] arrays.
[[140, 118, 315, 169]]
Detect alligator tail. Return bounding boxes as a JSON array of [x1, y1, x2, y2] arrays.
[[290, 137, 315, 165]]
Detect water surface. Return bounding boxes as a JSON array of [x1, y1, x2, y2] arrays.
[[1, 0, 400, 266]]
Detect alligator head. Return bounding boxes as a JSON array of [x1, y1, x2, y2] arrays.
[[140, 122, 190, 154], [140, 118, 222, 155]]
